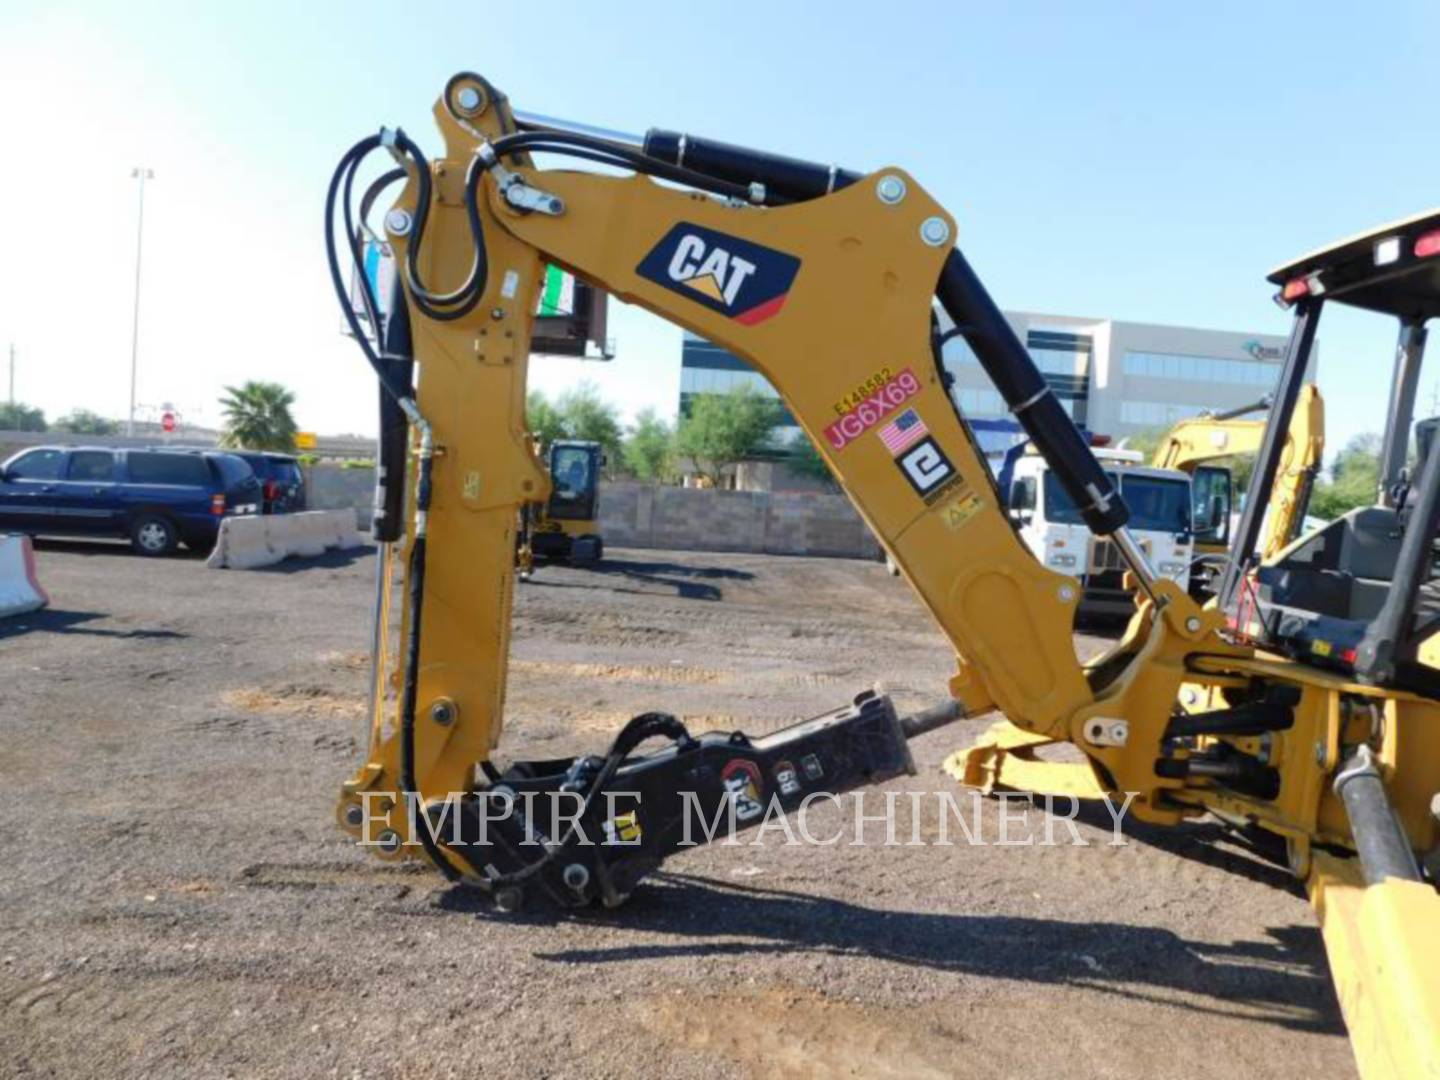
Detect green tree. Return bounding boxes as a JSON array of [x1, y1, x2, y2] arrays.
[[1310, 433, 1381, 520], [788, 431, 838, 490], [622, 408, 674, 481], [1223, 453, 1257, 497], [0, 401, 47, 432], [218, 381, 298, 451], [527, 385, 626, 473], [557, 382, 623, 467], [54, 408, 119, 435], [526, 390, 567, 449], [675, 385, 778, 487], [1121, 426, 1167, 459]]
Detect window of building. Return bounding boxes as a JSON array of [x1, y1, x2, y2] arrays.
[[1119, 401, 1204, 427], [955, 388, 1006, 417], [1122, 350, 1278, 389]]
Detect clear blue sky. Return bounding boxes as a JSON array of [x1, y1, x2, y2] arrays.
[[0, 0, 1434, 458]]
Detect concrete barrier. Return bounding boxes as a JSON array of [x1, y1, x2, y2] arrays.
[[207, 511, 365, 570], [0, 534, 49, 617], [597, 482, 882, 560]]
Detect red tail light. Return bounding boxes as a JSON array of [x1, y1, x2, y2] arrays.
[[211, 493, 226, 515], [1281, 277, 1309, 301], [1416, 230, 1440, 259], [265, 480, 279, 500]]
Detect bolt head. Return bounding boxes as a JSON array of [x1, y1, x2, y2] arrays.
[[1058, 584, 1076, 604], [455, 86, 482, 113], [875, 175, 907, 205], [1185, 616, 1201, 633], [384, 209, 413, 237], [562, 863, 590, 891], [920, 216, 950, 246], [376, 830, 402, 855], [430, 700, 455, 726], [343, 803, 364, 828], [1314, 741, 1327, 765]]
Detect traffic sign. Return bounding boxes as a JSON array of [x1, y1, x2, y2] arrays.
[[295, 432, 318, 450], [161, 411, 176, 433]]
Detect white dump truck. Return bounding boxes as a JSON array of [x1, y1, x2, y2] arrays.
[[1003, 446, 1195, 616]]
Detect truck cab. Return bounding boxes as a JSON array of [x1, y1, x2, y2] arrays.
[[1006, 447, 1194, 616]]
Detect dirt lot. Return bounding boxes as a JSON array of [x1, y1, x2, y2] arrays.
[[0, 540, 1355, 1078]]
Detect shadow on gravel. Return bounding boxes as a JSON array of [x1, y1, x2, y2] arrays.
[[0, 608, 186, 640], [471, 871, 1343, 1036], [1072, 800, 1301, 894], [32, 537, 207, 560], [525, 557, 755, 602], [249, 547, 375, 575]]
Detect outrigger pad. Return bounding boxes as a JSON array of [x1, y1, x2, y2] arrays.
[[439, 690, 916, 910]]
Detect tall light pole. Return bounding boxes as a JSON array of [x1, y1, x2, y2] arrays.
[[127, 167, 153, 437], [7, 343, 14, 412]]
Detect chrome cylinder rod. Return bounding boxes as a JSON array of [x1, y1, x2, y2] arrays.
[[512, 109, 644, 148], [1111, 526, 1162, 606]]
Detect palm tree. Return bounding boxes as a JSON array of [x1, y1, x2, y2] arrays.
[[219, 381, 299, 451]]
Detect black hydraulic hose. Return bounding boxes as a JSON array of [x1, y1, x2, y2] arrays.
[[477, 712, 693, 890], [324, 135, 417, 404], [359, 167, 407, 233], [388, 129, 489, 321], [342, 153, 385, 336], [489, 130, 756, 203], [396, 453, 460, 882]]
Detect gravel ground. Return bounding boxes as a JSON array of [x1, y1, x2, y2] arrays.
[[0, 539, 1355, 1079]]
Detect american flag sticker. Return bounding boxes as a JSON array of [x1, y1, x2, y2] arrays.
[[878, 408, 928, 454]]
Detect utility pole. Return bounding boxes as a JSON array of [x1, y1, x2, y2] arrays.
[[127, 167, 154, 437], [7, 343, 13, 411]]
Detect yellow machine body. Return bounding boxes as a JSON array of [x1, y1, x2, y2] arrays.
[[331, 78, 1440, 1077]]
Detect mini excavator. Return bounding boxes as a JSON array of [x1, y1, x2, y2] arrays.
[[326, 73, 1440, 1078]]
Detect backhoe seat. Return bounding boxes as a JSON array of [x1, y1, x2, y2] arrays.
[[1253, 508, 1406, 676]]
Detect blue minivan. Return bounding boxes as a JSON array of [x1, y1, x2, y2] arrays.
[[0, 446, 262, 556]]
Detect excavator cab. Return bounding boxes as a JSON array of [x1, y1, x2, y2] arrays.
[[528, 440, 604, 566], [1221, 209, 1440, 694]]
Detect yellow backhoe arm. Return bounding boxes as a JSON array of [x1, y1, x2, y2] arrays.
[[325, 75, 1440, 1077], [332, 75, 1232, 861]]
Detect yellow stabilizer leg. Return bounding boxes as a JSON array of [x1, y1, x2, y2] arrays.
[[944, 718, 1109, 800], [1308, 852, 1440, 1080]]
